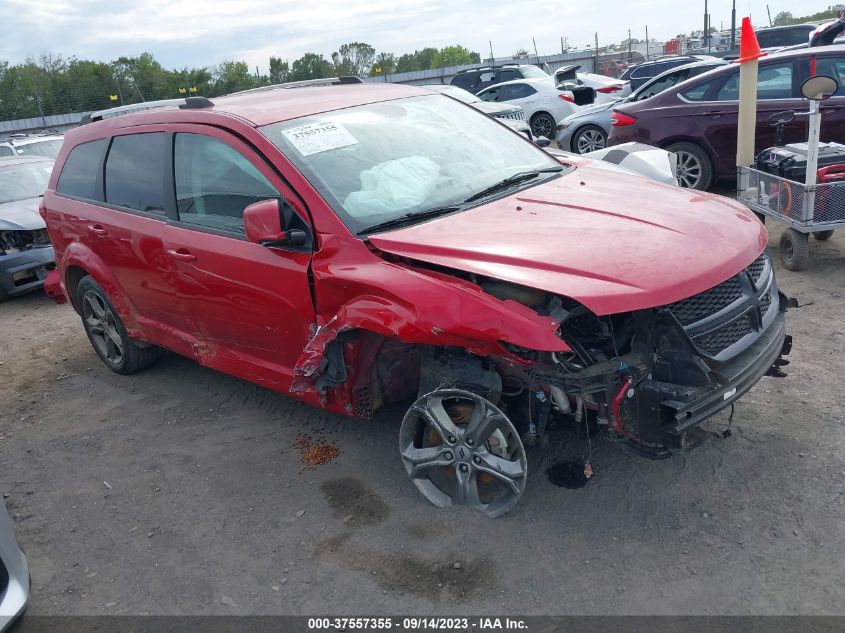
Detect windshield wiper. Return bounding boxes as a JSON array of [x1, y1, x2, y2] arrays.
[[358, 205, 463, 236], [462, 167, 563, 204]]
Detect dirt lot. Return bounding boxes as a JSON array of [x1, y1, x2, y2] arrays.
[[1, 223, 844, 616]]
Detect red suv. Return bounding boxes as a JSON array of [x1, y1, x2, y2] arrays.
[[42, 82, 790, 517]]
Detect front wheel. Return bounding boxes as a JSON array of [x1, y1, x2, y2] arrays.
[[573, 124, 607, 154], [666, 142, 714, 190], [77, 275, 160, 375], [530, 112, 556, 140], [780, 228, 809, 271]]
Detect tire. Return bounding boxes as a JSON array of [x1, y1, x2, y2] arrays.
[[666, 142, 714, 190], [530, 112, 556, 140], [813, 230, 834, 241], [779, 228, 810, 272], [76, 275, 160, 375], [572, 124, 607, 154]]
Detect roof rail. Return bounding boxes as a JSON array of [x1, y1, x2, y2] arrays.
[[229, 76, 363, 96], [85, 96, 214, 123]]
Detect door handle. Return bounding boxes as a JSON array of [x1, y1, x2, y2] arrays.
[[87, 224, 108, 237], [703, 110, 723, 118], [166, 248, 197, 263]]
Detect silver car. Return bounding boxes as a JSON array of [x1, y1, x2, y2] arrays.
[[0, 156, 56, 302], [0, 498, 29, 630], [556, 59, 727, 154]]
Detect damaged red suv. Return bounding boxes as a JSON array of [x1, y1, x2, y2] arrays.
[[42, 82, 791, 517]]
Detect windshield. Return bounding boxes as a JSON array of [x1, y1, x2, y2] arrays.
[[0, 161, 53, 203], [519, 66, 548, 79], [14, 138, 63, 158], [260, 94, 564, 235]]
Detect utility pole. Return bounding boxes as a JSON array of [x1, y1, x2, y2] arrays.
[[594, 32, 599, 73], [766, 4, 773, 26], [489, 41, 494, 63], [561, 36, 565, 54], [628, 28, 632, 60], [533, 37, 540, 66], [645, 25, 650, 59], [730, 0, 737, 51]]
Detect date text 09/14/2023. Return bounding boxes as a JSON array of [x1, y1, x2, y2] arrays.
[[306, 617, 528, 630]]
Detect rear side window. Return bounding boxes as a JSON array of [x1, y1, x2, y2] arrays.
[[105, 133, 167, 214], [500, 83, 537, 100], [681, 75, 725, 101], [56, 139, 108, 200], [174, 133, 278, 234]]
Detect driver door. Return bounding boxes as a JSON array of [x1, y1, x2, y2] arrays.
[[161, 126, 315, 386]]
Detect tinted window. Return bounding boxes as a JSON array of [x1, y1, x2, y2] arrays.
[[451, 74, 474, 90], [816, 56, 845, 95], [0, 145, 14, 157], [499, 69, 521, 82], [174, 134, 278, 234], [499, 83, 537, 100], [56, 139, 107, 200], [682, 75, 725, 101], [756, 26, 813, 48], [105, 133, 167, 213]]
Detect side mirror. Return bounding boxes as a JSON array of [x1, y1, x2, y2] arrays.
[[801, 75, 838, 101], [534, 136, 551, 148], [243, 199, 308, 248]]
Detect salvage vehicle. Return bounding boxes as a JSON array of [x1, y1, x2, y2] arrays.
[[553, 64, 630, 103], [618, 55, 717, 90], [450, 63, 550, 94], [0, 156, 56, 301], [608, 46, 845, 189], [0, 132, 64, 159], [42, 83, 790, 517], [0, 497, 29, 631]]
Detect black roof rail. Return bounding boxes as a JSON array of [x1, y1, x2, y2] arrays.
[[86, 96, 214, 123]]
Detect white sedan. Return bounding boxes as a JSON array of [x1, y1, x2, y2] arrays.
[[554, 64, 631, 103], [476, 78, 590, 140]]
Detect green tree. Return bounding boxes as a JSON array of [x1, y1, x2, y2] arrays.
[[371, 52, 396, 76], [289, 53, 333, 81], [269, 57, 289, 84], [395, 53, 418, 72], [416, 47, 438, 70], [332, 42, 376, 77], [772, 11, 794, 26], [431, 45, 479, 69], [212, 60, 254, 94]]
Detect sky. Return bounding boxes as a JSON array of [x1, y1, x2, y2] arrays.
[[0, 0, 829, 72]]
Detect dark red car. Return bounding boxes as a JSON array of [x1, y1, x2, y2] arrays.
[[608, 46, 845, 189], [41, 82, 790, 516]]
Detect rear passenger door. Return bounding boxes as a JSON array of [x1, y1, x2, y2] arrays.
[[161, 127, 315, 382]]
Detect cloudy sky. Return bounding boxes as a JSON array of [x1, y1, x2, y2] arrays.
[[0, 0, 821, 71]]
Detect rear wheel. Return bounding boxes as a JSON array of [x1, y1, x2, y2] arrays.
[[530, 112, 556, 139], [77, 275, 160, 374], [780, 228, 809, 271], [573, 125, 607, 154], [813, 230, 834, 241], [399, 389, 527, 518], [666, 142, 714, 190]]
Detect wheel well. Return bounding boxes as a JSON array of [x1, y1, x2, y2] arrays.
[[64, 265, 88, 313], [659, 138, 715, 163], [530, 111, 553, 122]]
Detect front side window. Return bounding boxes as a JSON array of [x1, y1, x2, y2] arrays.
[[56, 139, 107, 200], [0, 161, 54, 204], [174, 134, 278, 233], [105, 133, 167, 214], [260, 94, 565, 235], [478, 87, 500, 102]]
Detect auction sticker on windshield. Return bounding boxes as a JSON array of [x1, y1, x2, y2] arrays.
[[282, 120, 359, 156]]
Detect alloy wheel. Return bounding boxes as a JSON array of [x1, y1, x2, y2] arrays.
[[675, 150, 703, 188], [399, 389, 527, 518], [531, 114, 555, 139], [575, 127, 606, 153], [82, 291, 124, 365]]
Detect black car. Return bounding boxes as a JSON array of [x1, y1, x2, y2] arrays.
[[619, 55, 716, 90], [450, 64, 549, 94]]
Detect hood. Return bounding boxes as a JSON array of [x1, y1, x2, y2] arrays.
[[368, 159, 766, 316], [0, 198, 45, 231], [472, 102, 523, 117]]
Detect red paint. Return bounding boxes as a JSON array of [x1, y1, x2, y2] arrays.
[[42, 84, 765, 418]]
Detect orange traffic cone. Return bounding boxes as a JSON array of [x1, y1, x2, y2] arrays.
[[736, 17, 767, 63]]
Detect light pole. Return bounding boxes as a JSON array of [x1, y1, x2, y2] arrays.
[[730, 0, 737, 51]]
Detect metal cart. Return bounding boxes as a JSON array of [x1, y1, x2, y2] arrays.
[[736, 74, 843, 271], [737, 164, 845, 270]]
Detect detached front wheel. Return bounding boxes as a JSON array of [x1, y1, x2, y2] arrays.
[[399, 389, 527, 518], [780, 228, 809, 271], [77, 276, 160, 374]]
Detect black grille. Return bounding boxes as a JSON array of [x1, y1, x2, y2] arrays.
[[747, 254, 767, 285], [759, 283, 773, 316], [668, 276, 743, 325], [692, 313, 754, 356]]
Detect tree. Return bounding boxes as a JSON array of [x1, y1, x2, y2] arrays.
[[772, 11, 794, 26], [371, 52, 396, 76], [212, 60, 254, 94], [289, 53, 333, 81], [395, 53, 418, 73], [269, 57, 289, 84], [333, 42, 375, 77], [431, 45, 479, 69]]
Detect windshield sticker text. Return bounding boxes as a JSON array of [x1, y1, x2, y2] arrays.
[[282, 120, 359, 156]]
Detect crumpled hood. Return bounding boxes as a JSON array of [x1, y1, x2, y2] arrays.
[[0, 198, 45, 231], [368, 159, 767, 316]]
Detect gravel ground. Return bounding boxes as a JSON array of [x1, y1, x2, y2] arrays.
[[1, 223, 843, 616]]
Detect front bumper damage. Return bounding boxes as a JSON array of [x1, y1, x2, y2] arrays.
[[0, 245, 55, 299]]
